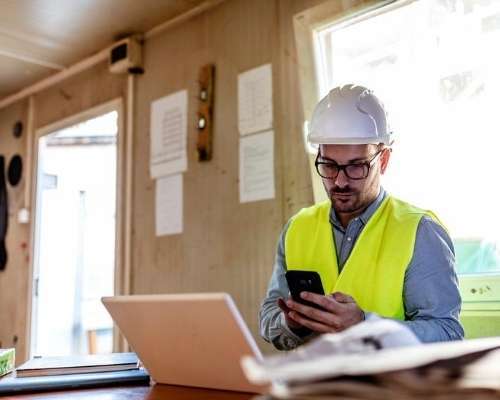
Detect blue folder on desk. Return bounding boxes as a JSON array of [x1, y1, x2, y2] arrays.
[[0, 369, 150, 395]]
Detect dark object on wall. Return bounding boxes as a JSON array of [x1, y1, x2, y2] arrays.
[[196, 64, 215, 161], [7, 155, 23, 187], [0, 156, 8, 271], [13, 121, 23, 138], [109, 35, 143, 74]]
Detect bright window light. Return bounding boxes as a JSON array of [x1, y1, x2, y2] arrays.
[[314, 0, 500, 275]]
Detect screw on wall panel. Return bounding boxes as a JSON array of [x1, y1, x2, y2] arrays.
[[199, 89, 208, 101], [197, 116, 207, 130]]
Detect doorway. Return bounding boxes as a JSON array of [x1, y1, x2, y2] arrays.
[[31, 107, 119, 356]]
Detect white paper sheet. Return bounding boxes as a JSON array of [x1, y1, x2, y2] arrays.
[[155, 174, 183, 236], [238, 64, 273, 135], [239, 130, 275, 203], [150, 90, 188, 178], [242, 318, 500, 387]]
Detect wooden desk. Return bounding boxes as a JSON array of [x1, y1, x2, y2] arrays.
[[1, 384, 258, 400]]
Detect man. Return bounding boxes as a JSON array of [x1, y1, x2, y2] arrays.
[[260, 84, 463, 351]]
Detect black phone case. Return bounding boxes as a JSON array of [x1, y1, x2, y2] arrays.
[[285, 270, 325, 309]]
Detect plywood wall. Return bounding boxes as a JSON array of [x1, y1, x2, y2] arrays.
[[0, 101, 29, 359], [0, 0, 367, 360], [33, 63, 126, 131]]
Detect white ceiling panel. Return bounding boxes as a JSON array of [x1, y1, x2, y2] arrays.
[[0, 54, 53, 97], [0, 0, 208, 98]]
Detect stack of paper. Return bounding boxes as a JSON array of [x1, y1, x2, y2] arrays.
[[0, 349, 15, 377], [15, 352, 138, 378], [242, 320, 500, 399]]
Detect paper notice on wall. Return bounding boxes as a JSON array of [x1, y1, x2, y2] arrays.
[[239, 130, 275, 203], [238, 64, 273, 136], [150, 90, 188, 178], [155, 174, 183, 236]]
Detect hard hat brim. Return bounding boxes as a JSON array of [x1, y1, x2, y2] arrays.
[[307, 133, 394, 146]]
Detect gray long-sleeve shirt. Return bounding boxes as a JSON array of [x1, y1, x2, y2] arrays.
[[259, 189, 464, 350]]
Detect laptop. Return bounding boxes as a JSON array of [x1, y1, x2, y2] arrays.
[[102, 293, 265, 393]]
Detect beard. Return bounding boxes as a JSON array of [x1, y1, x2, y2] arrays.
[[327, 185, 373, 216]]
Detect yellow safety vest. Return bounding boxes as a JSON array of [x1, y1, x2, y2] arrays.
[[285, 196, 441, 320]]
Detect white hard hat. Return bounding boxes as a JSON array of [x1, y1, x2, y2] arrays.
[[308, 84, 393, 146]]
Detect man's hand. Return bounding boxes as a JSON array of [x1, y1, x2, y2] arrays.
[[277, 297, 303, 329], [285, 291, 364, 333]]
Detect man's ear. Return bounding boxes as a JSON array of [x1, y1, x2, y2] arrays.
[[380, 148, 391, 174]]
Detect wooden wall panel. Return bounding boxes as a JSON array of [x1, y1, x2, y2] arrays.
[[34, 63, 126, 131], [0, 100, 29, 362]]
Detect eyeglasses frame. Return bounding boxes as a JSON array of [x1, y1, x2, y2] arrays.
[[314, 149, 384, 180]]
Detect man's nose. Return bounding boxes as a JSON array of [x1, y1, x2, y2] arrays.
[[334, 169, 349, 187]]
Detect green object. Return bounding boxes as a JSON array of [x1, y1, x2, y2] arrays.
[[0, 348, 15, 377], [460, 310, 500, 339], [459, 274, 500, 338]]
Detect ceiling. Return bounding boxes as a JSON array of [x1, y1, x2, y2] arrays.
[[0, 0, 208, 99]]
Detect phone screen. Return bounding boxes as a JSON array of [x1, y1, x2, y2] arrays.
[[285, 270, 325, 309]]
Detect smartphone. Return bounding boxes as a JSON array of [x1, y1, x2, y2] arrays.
[[285, 270, 325, 309]]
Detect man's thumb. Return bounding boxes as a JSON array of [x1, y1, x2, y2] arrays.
[[331, 291, 354, 303]]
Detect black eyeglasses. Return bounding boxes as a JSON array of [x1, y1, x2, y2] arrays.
[[315, 150, 383, 180]]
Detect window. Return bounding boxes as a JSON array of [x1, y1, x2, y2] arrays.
[[311, 0, 500, 277]]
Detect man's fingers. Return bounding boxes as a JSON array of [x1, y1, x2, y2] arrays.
[[299, 291, 343, 312], [286, 293, 364, 334], [286, 298, 329, 319], [288, 311, 334, 333], [331, 291, 355, 303], [286, 298, 341, 329], [279, 298, 303, 329], [277, 298, 290, 313]]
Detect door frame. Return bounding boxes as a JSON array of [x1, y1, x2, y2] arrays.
[[26, 98, 127, 357]]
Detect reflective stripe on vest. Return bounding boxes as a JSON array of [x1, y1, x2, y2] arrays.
[[284, 196, 440, 320]]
